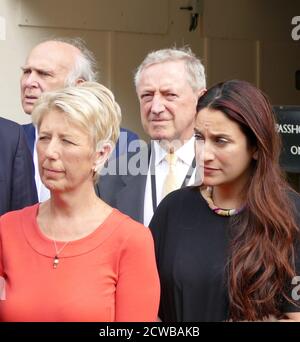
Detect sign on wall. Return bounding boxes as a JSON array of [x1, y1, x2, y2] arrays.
[[274, 106, 300, 173]]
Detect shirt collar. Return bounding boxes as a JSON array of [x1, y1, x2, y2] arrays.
[[152, 136, 195, 166]]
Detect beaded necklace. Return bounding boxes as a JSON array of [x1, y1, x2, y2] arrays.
[[200, 186, 243, 216]]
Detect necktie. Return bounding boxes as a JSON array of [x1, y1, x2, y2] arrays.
[[161, 150, 179, 199]]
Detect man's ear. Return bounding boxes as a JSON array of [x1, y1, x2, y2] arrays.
[[76, 78, 85, 85], [198, 88, 207, 98]]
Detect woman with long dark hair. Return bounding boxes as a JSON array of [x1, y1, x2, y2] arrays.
[[150, 80, 300, 321]]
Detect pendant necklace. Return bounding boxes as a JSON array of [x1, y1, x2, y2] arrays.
[[52, 239, 70, 269]]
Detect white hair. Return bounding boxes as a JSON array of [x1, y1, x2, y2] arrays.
[[51, 37, 98, 85], [134, 46, 206, 92]]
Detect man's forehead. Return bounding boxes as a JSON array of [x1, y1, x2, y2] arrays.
[[25, 42, 78, 70]]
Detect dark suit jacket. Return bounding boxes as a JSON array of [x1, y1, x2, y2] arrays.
[[114, 127, 139, 158], [96, 147, 149, 223], [22, 123, 35, 155], [0, 118, 37, 215]]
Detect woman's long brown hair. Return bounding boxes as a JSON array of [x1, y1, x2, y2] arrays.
[[197, 80, 299, 321]]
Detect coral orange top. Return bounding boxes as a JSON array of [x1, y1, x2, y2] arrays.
[[0, 204, 160, 322]]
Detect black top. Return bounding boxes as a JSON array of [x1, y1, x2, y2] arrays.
[[149, 186, 300, 322]]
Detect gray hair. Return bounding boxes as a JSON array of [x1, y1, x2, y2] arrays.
[[52, 37, 98, 86], [134, 46, 206, 92]]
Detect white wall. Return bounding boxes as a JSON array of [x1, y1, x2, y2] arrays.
[[0, 0, 205, 141]]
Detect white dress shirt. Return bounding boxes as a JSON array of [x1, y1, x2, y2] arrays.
[[33, 127, 50, 202], [143, 137, 196, 227]]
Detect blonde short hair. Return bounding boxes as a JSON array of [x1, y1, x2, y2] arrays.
[[32, 81, 121, 147], [32, 82, 121, 181]]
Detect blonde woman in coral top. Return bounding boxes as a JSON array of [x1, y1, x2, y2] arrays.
[[0, 82, 160, 322]]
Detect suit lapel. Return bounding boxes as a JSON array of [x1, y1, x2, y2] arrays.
[[115, 144, 151, 223]]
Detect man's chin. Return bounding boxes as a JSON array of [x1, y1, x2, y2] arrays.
[[151, 135, 171, 142], [22, 103, 34, 115], [149, 130, 171, 141]]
